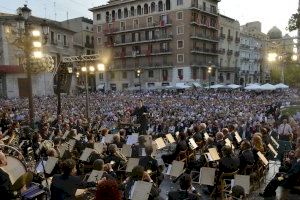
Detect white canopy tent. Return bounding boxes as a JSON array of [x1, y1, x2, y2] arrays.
[[244, 84, 261, 90], [260, 83, 276, 91], [226, 84, 242, 89], [205, 84, 225, 89], [175, 83, 192, 89], [275, 83, 289, 89]]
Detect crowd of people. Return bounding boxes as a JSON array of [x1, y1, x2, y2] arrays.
[[0, 89, 299, 200]]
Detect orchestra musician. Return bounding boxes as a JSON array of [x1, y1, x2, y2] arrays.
[[131, 100, 148, 135], [132, 135, 147, 158], [50, 159, 99, 200], [0, 151, 14, 200]]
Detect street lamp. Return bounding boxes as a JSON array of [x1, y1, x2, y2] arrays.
[[80, 63, 105, 122], [267, 52, 297, 83], [207, 62, 212, 89], [5, 5, 49, 127], [136, 69, 142, 91]]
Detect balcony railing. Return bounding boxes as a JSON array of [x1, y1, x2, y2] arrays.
[[114, 49, 172, 58], [218, 48, 225, 54], [85, 42, 94, 48], [190, 4, 219, 16], [191, 47, 219, 55], [235, 37, 240, 43], [190, 20, 218, 30], [227, 50, 233, 55], [190, 34, 219, 42], [227, 35, 233, 42], [235, 51, 240, 57], [220, 33, 226, 39], [114, 34, 173, 46]]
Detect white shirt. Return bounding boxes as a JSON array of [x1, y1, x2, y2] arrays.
[[278, 123, 292, 135]]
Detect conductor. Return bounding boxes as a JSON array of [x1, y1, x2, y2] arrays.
[[131, 100, 148, 135]]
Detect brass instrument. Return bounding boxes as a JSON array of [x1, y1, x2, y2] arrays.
[[115, 150, 128, 162]]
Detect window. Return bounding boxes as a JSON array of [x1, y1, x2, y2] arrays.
[[63, 35, 67, 46], [147, 17, 153, 26], [177, 40, 184, 49], [118, 9, 122, 19], [226, 73, 231, 80], [120, 21, 126, 31], [166, 0, 171, 10], [177, 26, 184, 35], [220, 27, 224, 34], [144, 4, 149, 14], [50, 31, 55, 44], [176, 12, 183, 20], [177, 69, 183, 79], [122, 71, 127, 79], [158, 1, 163, 11], [203, 2, 206, 11], [97, 37, 102, 44], [130, 6, 135, 16], [137, 5, 142, 15], [228, 29, 231, 36], [122, 83, 129, 89], [57, 34, 61, 41], [177, 0, 183, 6], [148, 70, 154, 78], [96, 13, 101, 20], [121, 34, 126, 43], [177, 54, 184, 63], [110, 72, 115, 79], [162, 69, 168, 81], [124, 8, 128, 18], [151, 2, 155, 13], [133, 19, 139, 28], [97, 25, 102, 33], [99, 73, 104, 80]]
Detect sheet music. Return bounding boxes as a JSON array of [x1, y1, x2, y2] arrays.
[[58, 144, 68, 158], [205, 153, 213, 162], [234, 175, 250, 194], [199, 167, 216, 186], [87, 170, 104, 182], [155, 137, 166, 149], [74, 134, 83, 141], [270, 136, 279, 148], [235, 132, 242, 143], [126, 158, 140, 172], [127, 135, 139, 145], [189, 138, 198, 150], [80, 148, 94, 161], [121, 144, 132, 157], [225, 138, 232, 146], [36, 160, 47, 173], [169, 160, 185, 177], [166, 134, 175, 144], [257, 151, 269, 166], [129, 181, 153, 200], [94, 142, 104, 154], [204, 132, 209, 140], [268, 144, 278, 158], [208, 148, 220, 161], [140, 148, 146, 157], [62, 130, 70, 140], [45, 157, 59, 174], [67, 139, 76, 151]]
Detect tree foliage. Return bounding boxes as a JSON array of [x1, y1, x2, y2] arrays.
[[270, 63, 300, 87], [287, 13, 300, 32]]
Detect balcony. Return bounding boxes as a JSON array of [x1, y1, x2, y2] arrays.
[[110, 62, 174, 71], [235, 51, 240, 57], [235, 37, 240, 43], [104, 20, 172, 35], [227, 35, 233, 42], [114, 49, 172, 59], [191, 47, 219, 55], [114, 34, 173, 46], [218, 48, 225, 54], [220, 33, 226, 39], [85, 42, 94, 48], [240, 44, 250, 49], [227, 50, 233, 56], [190, 4, 219, 16], [190, 34, 219, 42], [190, 21, 218, 30]]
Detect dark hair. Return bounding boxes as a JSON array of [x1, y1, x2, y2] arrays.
[[95, 180, 121, 200], [93, 159, 104, 171], [145, 145, 153, 156], [241, 140, 251, 150], [231, 185, 245, 199], [131, 165, 144, 180], [62, 159, 76, 176], [179, 174, 192, 190], [222, 146, 232, 157], [178, 132, 186, 140]]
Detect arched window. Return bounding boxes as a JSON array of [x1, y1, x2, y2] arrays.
[[124, 8, 128, 18], [105, 11, 109, 22], [111, 10, 115, 21], [118, 9, 122, 19], [151, 2, 155, 13], [137, 5, 142, 15], [166, 0, 171, 10], [144, 4, 148, 14], [158, 1, 163, 12], [130, 6, 135, 16]]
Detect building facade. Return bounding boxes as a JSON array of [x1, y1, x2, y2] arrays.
[[90, 0, 221, 90], [0, 11, 77, 98], [218, 15, 240, 84]]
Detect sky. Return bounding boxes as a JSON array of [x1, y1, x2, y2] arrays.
[[0, 0, 298, 35]]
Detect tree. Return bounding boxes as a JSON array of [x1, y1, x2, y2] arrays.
[[287, 13, 300, 32]]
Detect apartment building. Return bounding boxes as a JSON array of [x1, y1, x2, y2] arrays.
[[0, 11, 77, 98], [90, 0, 221, 90], [218, 15, 240, 84]]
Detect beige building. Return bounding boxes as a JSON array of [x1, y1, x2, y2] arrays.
[[90, 0, 221, 90], [218, 15, 240, 84], [0, 9, 77, 98]]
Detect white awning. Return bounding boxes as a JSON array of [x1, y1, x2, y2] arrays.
[[97, 84, 105, 90]]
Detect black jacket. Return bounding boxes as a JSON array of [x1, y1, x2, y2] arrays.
[[219, 156, 240, 174], [239, 149, 255, 173], [139, 156, 159, 172], [0, 168, 13, 200], [168, 190, 200, 200], [50, 174, 96, 200]]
